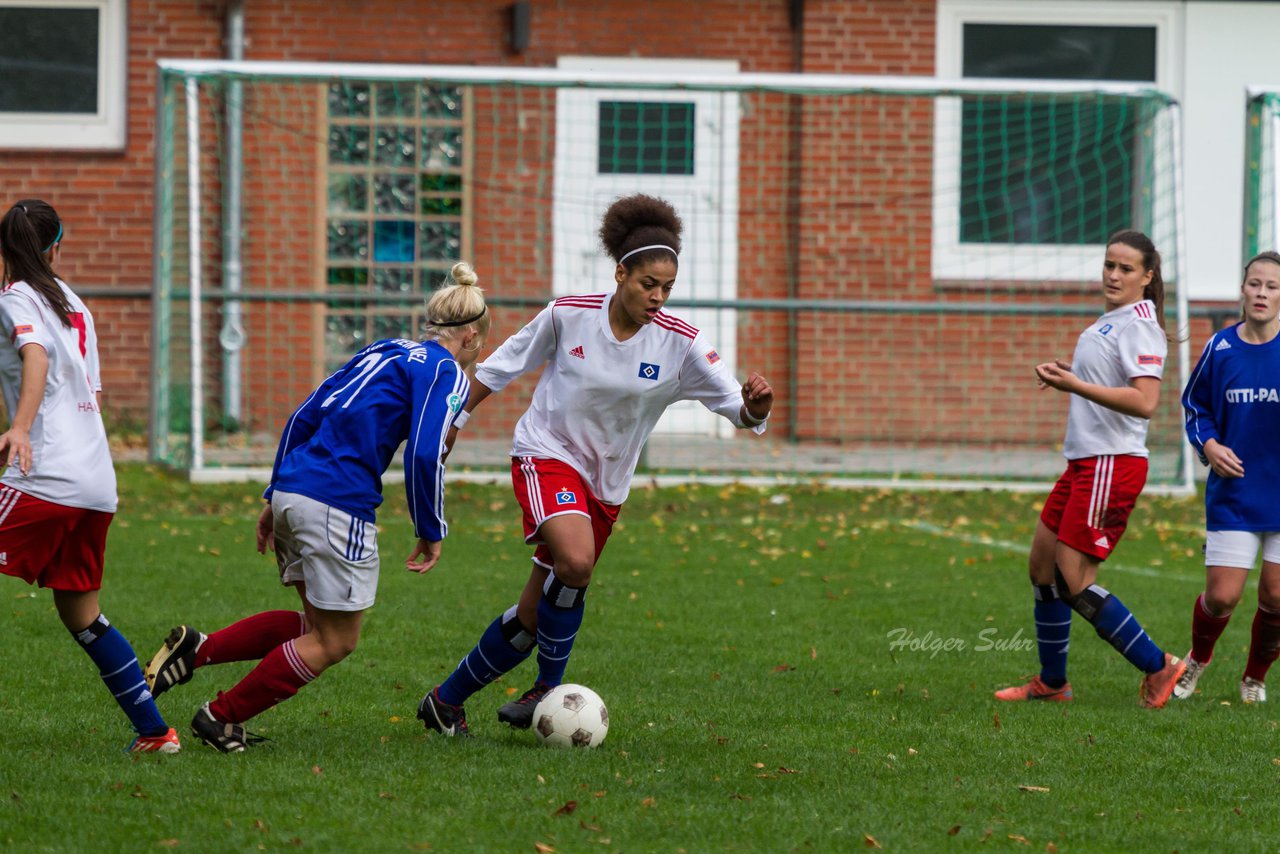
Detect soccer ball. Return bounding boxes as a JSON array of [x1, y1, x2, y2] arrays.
[[533, 683, 609, 748]]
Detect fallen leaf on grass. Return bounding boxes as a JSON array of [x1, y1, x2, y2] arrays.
[[379, 792, 397, 800], [553, 801, 577, 816], [1018, 786, 1050, 794], [254, 820, 268, 833], [730, 793, 753, 801], [1046, 843, 1059, 853], [979, 829, 993, 842], [131, 785, 147, 799], [641, 797, 656, 807], [311, 766, 323, 776], [863, 834, 881, 848], [778, 766, 799, 774], [1008, 835, 1030, 845], [157, 841, 179, 848], [994, 713, 1002, 730], [534, 844, 555, 854], [578, 820, 600, 832], [773, 664, 795, 672], [947, 825, 961, 836]]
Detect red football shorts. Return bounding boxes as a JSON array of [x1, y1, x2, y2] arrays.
[[0, 485, 113, 591], [1040, 454, 1148, 561], [510, 456, 621, 570]]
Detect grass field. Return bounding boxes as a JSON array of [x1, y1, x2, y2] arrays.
[[1, 465, 1277, 852]]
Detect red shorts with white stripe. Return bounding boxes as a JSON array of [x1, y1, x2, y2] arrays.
[[510, 457, 621, 570], [0, 485, 113, 591], [1040, 455, 1148, 561]]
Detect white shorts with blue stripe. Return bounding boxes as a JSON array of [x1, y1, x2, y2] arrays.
[[270, 490, 379, 612]]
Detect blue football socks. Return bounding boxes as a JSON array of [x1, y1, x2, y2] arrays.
[[72, 613, 167, 736], [535, 573, 588, 687], [437, 605, 534, 706], [1033, 584, 1072, 688]]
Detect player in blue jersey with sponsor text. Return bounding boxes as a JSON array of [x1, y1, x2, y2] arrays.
[[143, 262, 489, 752], [995, 230, 1186, 709], [1174, 250, 1280, 703]]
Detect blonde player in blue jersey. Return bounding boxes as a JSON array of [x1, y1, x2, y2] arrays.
[[1174, 250, 1280, 703], [143, 262, 488, 752], [417, 194, 774, 736], [995, 230, 1186, 709], [0, 199, 180, 753]]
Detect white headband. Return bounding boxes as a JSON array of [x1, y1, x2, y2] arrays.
[[618, 244, 677, 265]]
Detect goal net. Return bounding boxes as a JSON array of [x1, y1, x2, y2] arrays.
[[151, 60, 1192, 492]]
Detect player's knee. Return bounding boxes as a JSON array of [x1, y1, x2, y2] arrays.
[[549, 554, 594, 588], [1203, 592, 1240, 616]]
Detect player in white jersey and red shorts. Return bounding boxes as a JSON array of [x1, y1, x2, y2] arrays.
[[417, 194, 774, 736], [995, 230, 1186, 709], [0, 199, 179, 752]]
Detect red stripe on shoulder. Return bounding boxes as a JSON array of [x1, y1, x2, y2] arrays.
[[652, 312, 698, 339], [554, 293, 607, 309]]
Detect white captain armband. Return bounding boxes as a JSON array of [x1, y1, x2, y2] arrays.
[[452, 409, 471, 430]]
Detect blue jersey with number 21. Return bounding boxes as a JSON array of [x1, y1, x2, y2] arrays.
[[265, 338, 469, 542]]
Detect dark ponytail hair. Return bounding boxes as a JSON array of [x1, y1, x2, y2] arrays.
[[0, 199, 73, 327], [1242, 250, 1280, 321], [1107, 229, 1169, 333]]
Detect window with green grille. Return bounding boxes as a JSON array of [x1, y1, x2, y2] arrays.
[[960, 24, 1157, 245], [324, 81, 467, 369], [598, 101, 695, 175]]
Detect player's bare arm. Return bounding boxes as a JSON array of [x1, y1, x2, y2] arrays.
[[1035, 363, 1160, 419]]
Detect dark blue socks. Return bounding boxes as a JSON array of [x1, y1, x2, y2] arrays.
[[72, 613, 167, 736]]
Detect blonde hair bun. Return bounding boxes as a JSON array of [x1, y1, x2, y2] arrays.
[[450, 261, 478, 287]]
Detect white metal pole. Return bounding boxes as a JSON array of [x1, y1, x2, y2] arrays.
[[1171, 102, 1195, 495], [186, 77, 205, 472], [1271, 111, 1280, 252]]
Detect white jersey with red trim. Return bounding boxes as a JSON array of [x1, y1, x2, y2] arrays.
[[0, 278, 116, 512], [476, 292, 764, 504], [1061, 299, 1167, 460]]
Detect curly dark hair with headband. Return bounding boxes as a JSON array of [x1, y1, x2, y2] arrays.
[[599, 194, 683, 269], [0, 199, 74, 327]]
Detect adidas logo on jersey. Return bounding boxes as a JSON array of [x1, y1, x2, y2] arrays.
[[1094, 535, 1111, 549], [1214, 337, 1232, 351], [569, 345, 585, 359]]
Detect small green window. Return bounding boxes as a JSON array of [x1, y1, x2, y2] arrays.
[[598, 101, 695, 176]]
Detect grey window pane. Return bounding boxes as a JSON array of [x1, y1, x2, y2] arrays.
[[0, 9, 99, 113], [329, 126, 370, 165], [375, 126, 416, 168], [327, 221, 369, 260], [960, 25, 1156, 245], [376, 83, 416, 118], [328, 174, 368, 214], [328, 82, 370, 118], [373, 174, 415, 214]]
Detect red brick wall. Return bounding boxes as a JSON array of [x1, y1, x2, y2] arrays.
[[0, 0, 1204, 466]]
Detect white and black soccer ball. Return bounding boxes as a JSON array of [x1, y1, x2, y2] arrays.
[[533, 683, 609, 748]]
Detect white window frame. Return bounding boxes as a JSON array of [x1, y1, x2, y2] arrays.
[[933, 0, 1182, 281], [0, 0, 127, 150]]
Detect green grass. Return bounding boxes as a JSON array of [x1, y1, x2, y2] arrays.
[[2, 466, 1277, 852]]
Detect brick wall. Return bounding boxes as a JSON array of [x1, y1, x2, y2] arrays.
[[1, 0, 1209, 467]]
